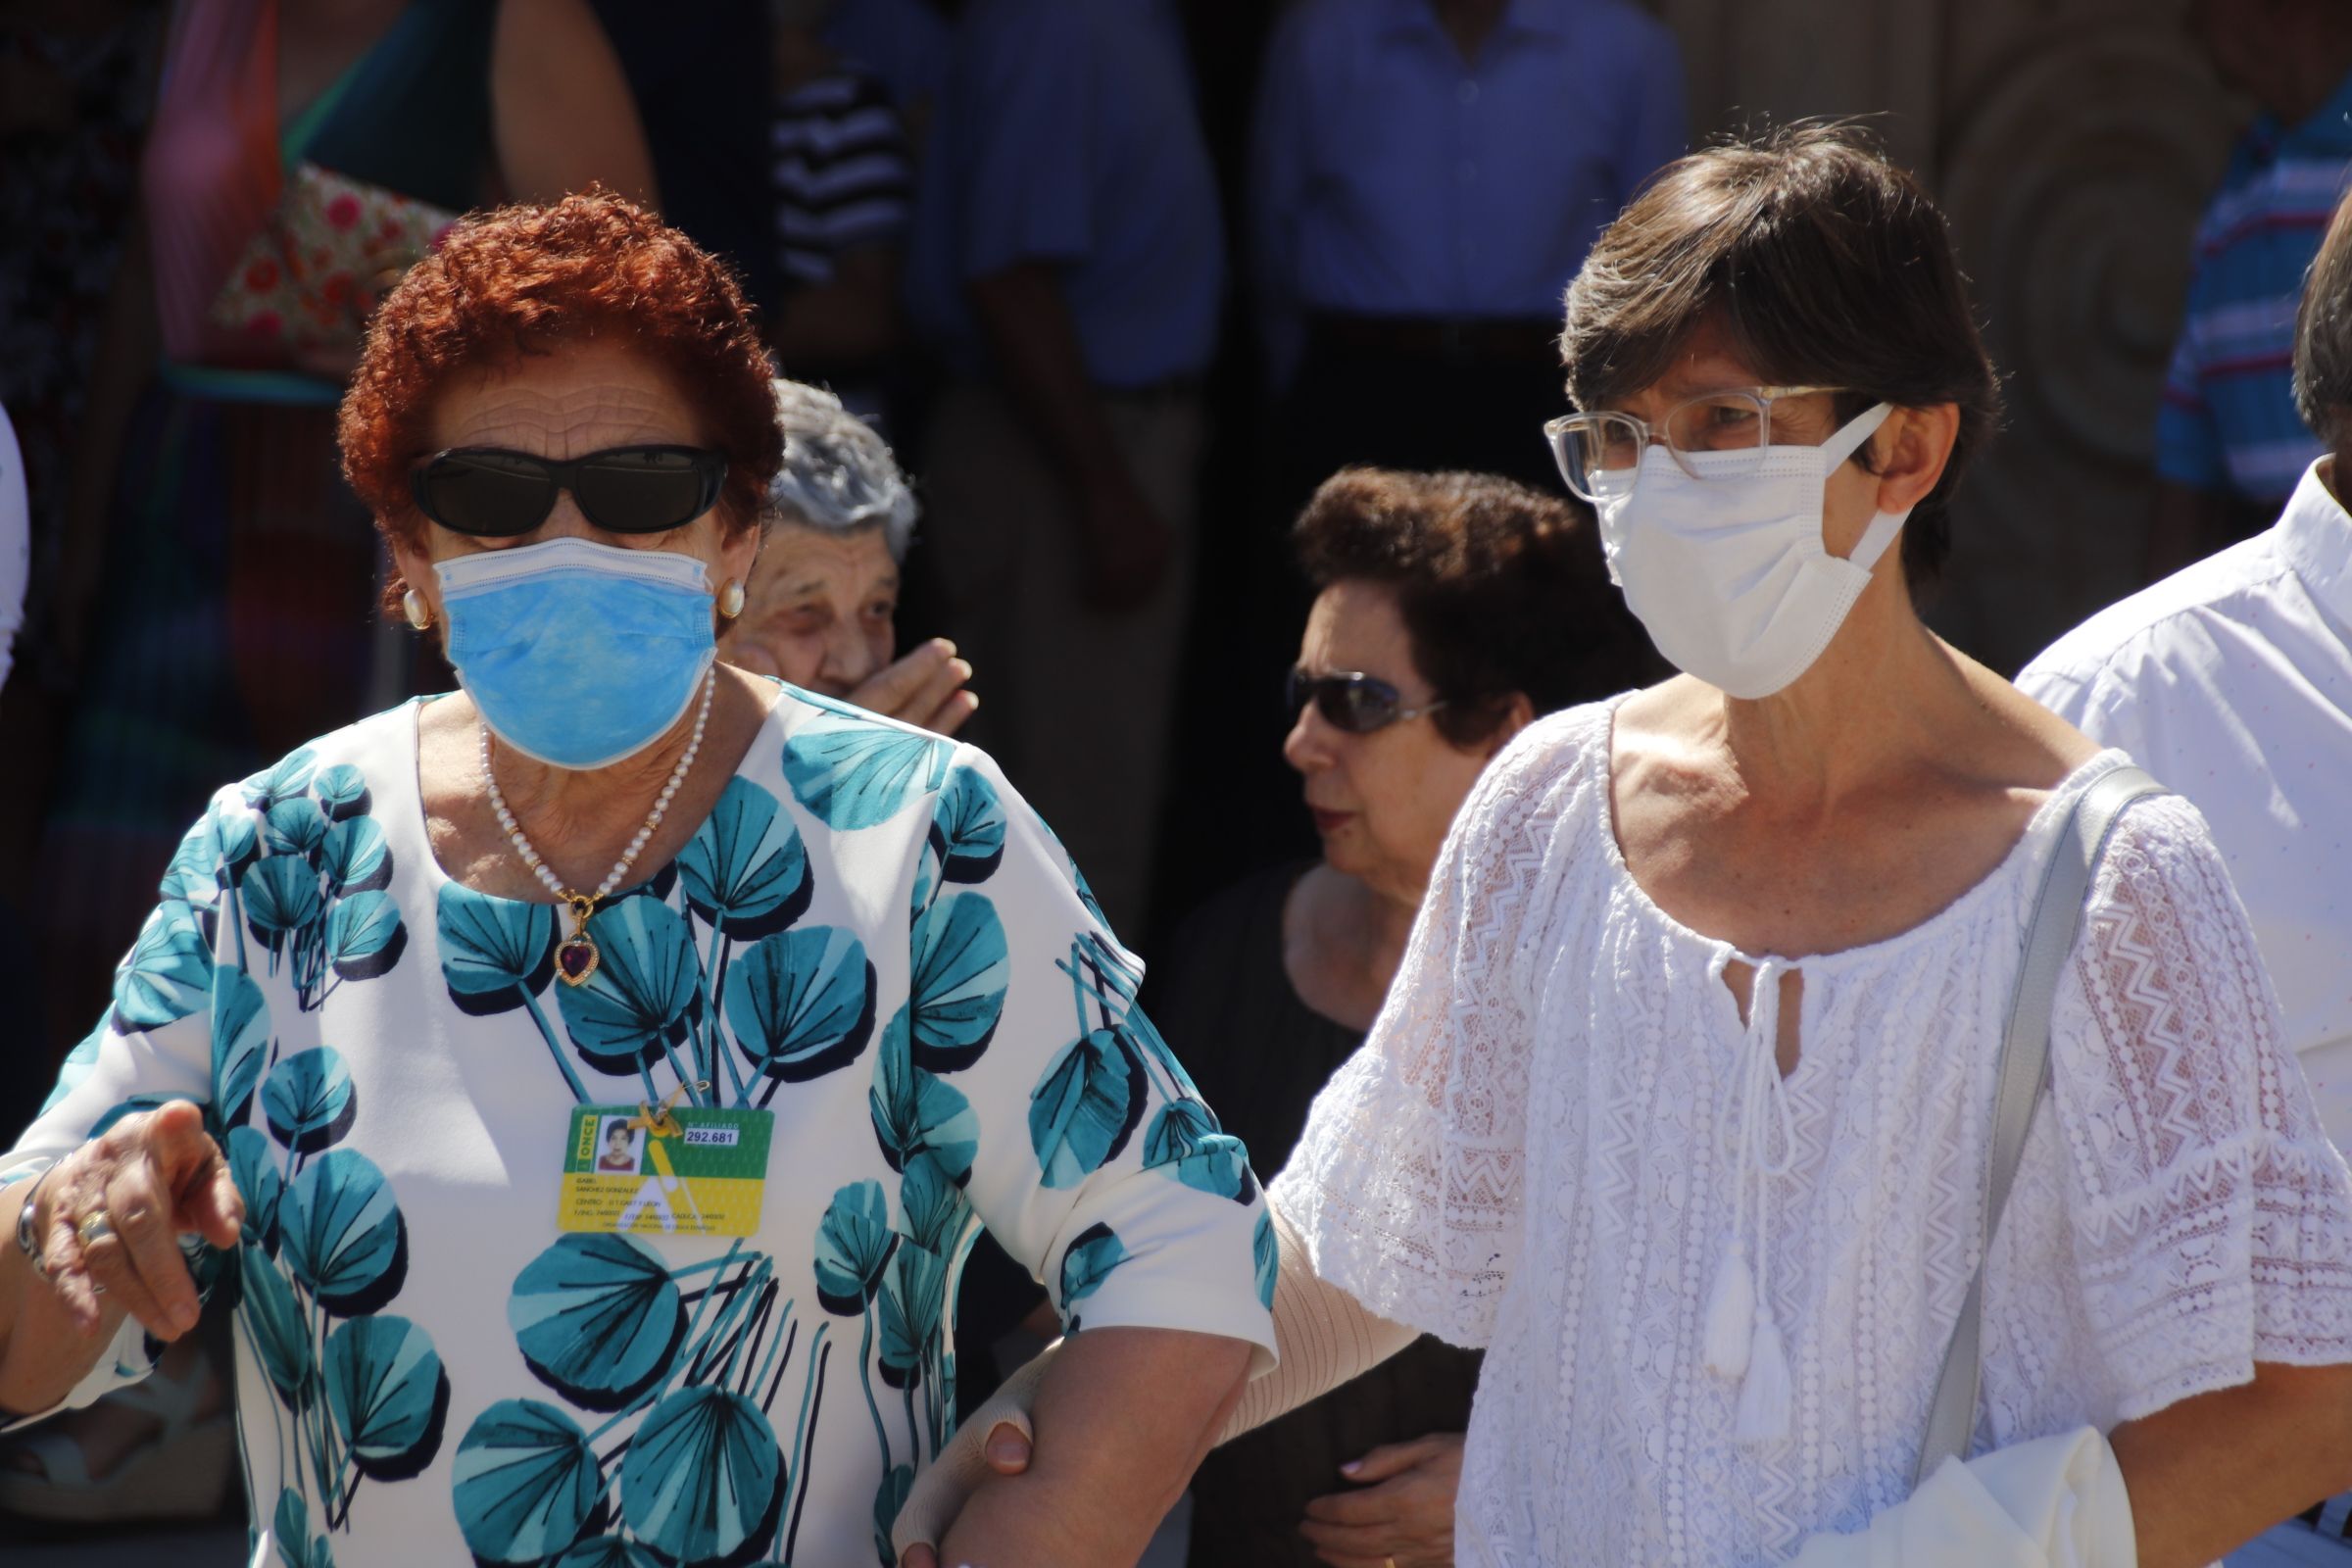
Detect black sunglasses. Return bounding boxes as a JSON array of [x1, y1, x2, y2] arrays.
[[410, 445, 728, 538], [1286, 667, 1447, 735]]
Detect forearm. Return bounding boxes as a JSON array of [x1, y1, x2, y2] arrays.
[[939, 1325, 1250, 1567], [0, 1172, 126, 1417], [967, 263, 1135, 498], [2110, 1363, 2352, 1568]]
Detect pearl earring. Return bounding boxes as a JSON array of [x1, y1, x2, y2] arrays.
[[402, 588, 432, 631], [719, 580, 746, 619]]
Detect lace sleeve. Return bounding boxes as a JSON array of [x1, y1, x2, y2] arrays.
[[1272, 713, 1585, 1348], [2050, 793, 2352, 1423]]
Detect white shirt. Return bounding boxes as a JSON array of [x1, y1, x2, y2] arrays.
[[1276, 699, 2352, 1567], [2020, 459, 2352, 1146]]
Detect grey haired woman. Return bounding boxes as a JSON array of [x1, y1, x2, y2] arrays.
[[720, 380, 976, 733]]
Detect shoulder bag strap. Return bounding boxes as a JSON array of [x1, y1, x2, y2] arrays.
[[1911, 763, 2166, 1487]]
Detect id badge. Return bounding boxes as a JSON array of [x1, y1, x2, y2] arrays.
[[559, 1102, 773, 1238]]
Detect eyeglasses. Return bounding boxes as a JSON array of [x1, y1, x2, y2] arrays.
[[1287, 668, 1446, 735], [410, 445, 728, 537], [1543, 385, 1848, 503]]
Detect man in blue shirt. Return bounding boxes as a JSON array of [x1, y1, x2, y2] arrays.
[[906, 0, 1224, 933], [2150, 0, 2352, 577], [1251, 0, 1685, 496]]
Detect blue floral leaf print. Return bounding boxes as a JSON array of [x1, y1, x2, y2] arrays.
[[325, 890, 407, 982], [878, 1243, 947, 1391], [322, 1314, 450, 1482], [160, 816, 220, 906], [241, 1241, 315, 1407], [508, 1233, 688, 1412], [212, 970, 270, 1128], [1252, 1211, 1278, 1311], [452, 1398, 603, 1565], [896, 1152, 969, 1258], [725, 925, 876, 1086], [437, 884, 559, 1014], [1027, 1027, 1147, 1191], [262, 1047, 357, 1154], [1058, 1222, 1126, 1333], [227, 1126, 284, 1253], [272, 1488, 335, 1568], [243, 856, 324, 960], [1122, 1004, 1201, 1102], [868, 1009, 978, 1186], [812, 1178, 899, 1315], [242, 748, 317, 810], [618, 1385, 786, 1565], [213, 804, 261, 879], [264, 797, 328, 859], [318, 816, 391, 895], [40, 1014, 112, 1119], [552, 1539, 664, 1568], [86, 1090, 213, 1141], [781, 710, 950, 830], [555, 897, 702, 1077], [906, 892, 1007, 1074], [677, 778, 813, 939], [314, 763, 370, 821], [280, 1147, 408, 1316], [113, 904, 214, 1028], [1142, 1100, 1257, 1205], [872, 1463, 915, 1568], [1032, 808, 1105, 927], [929, 767, 1007, 886]]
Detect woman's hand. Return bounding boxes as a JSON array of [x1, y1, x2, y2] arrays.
[[1298, 1431, 1465, 1568], [847, 640, 978, 736], [28, 1102, 242, 1339]]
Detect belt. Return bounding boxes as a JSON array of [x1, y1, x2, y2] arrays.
[[1306, 312, 1562, 369]]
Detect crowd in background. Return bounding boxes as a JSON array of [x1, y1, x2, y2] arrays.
[[3, 0, 2351, 1561]]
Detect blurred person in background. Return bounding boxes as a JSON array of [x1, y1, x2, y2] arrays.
[[721, 379, 975, 733], [1250, 0, 1685, 502], [765, 0, 915, 421], [907, 0, 1224, 933], [2147, 0, 2352, 577], [823, 0, 952, 146], [2024, 181, 2352, 1567], [9, 0, 654, 1524], [1151, 467, 1658, 1567]]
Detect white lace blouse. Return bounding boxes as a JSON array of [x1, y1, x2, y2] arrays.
[[1275, 698, 2352, 1568]]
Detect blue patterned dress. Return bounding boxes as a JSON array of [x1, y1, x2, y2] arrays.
[[4, 684, 1278, 1567]]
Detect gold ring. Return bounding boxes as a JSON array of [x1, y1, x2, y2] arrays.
[[76, 1211, 114, 1247]]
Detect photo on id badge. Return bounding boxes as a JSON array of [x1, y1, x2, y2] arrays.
[[597, 1115, 644, 1173]]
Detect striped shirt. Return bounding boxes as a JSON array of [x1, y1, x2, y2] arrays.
[[772, 66, 911, 286], [2157, 70, 2352, 504]]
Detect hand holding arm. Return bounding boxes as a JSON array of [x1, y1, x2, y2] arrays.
[[1299, 1432, 1465, 1568]]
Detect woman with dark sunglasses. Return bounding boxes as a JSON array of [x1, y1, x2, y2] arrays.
[[0, 193, 1276, 1568], [1140, 467, 1656, 1568], [906, 123, 2352, 1568]]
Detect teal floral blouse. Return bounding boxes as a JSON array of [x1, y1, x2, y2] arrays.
[[3, 684, 1278, 1568]]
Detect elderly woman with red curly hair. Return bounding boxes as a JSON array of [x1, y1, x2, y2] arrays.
[[0, 193, 1274, 1568]]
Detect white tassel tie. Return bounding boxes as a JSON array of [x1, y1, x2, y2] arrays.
[[1706, 956, 1799, 1445]]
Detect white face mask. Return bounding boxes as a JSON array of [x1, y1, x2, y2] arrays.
[[1595, 402, 1908, 700]]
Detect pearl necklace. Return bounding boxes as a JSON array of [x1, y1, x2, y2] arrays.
[[480, 666, 716, 987]]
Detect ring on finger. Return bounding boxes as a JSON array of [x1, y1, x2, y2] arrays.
[[76, 1210, 115, 1247]]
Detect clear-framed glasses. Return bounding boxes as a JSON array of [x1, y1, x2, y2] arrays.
[[1542, 385, 1848, 504]]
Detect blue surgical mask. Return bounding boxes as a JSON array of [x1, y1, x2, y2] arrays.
[[436, 537, 717, 770]]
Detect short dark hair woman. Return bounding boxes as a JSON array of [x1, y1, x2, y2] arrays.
[[0, 193, 1273, 1568], [903, 123, 2352, 1568], [1152, 468, 1655, 1566]]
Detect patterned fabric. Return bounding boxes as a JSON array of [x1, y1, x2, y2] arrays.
[[206, 161, 459, 356], [1274, 697, 2352, 1568], [772, 66, 911, 287], [6, 686, 1276, 1568], [2155, 68, 2352, 504]]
